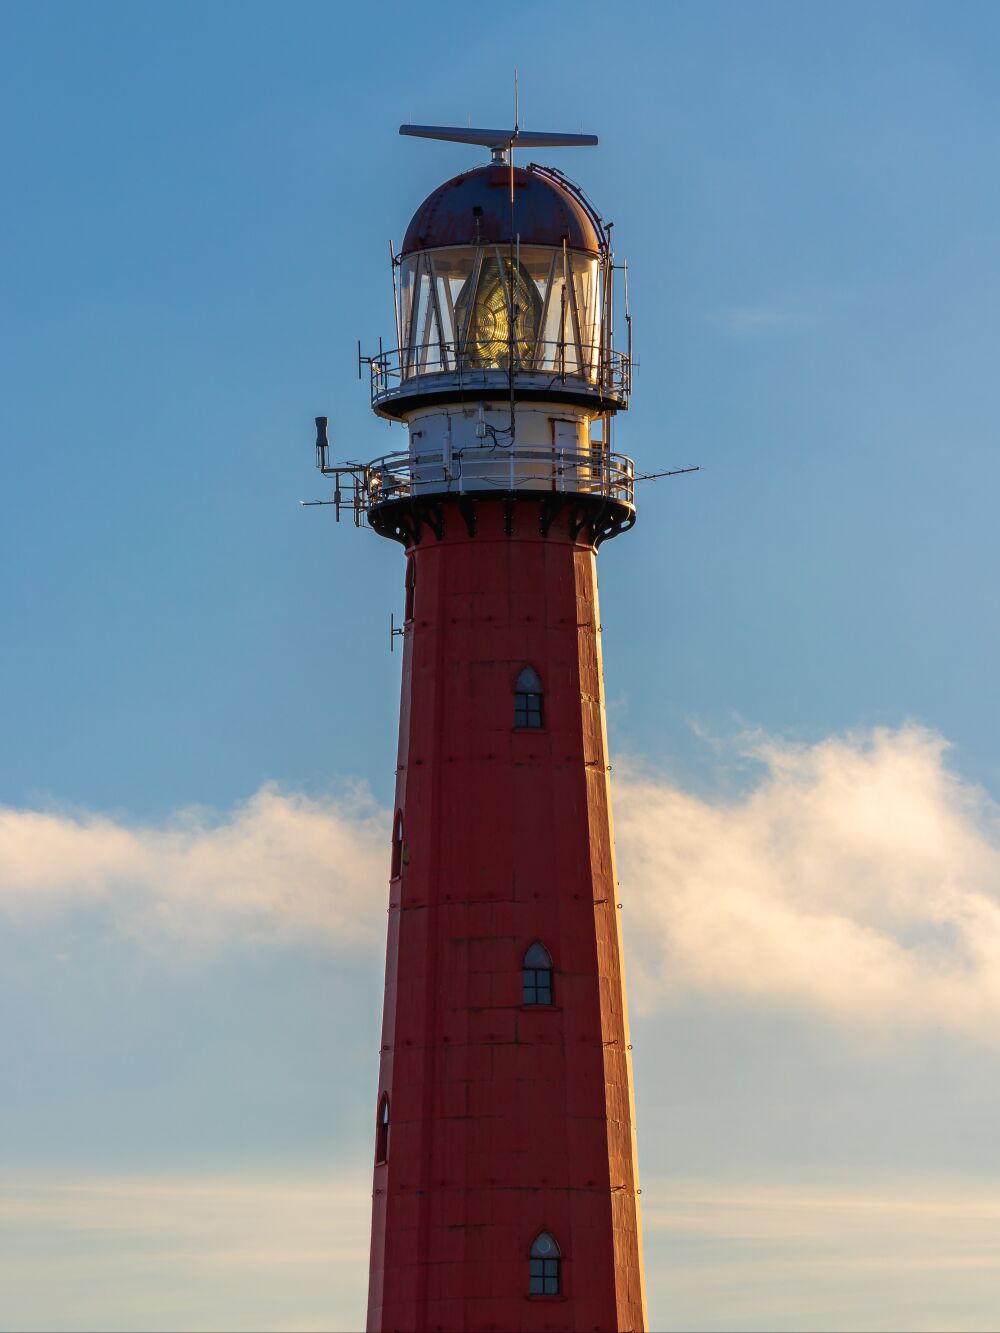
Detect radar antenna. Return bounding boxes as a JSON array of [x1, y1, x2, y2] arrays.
[[399, 123, 597, 163]]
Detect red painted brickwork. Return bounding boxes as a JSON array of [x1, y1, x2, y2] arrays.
[[367, 499, 647, 1333]]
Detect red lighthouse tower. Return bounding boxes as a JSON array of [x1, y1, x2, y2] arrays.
[[318, 123, 647, 1333]]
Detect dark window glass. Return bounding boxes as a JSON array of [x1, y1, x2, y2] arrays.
[[514, 692, 544, 729], [529, 1232, 562, 1295], [529, 1257, 561, 1295], [523, 943, 553, 1005], [514, 666, 544, 730], [523, 968, 553, 1005]]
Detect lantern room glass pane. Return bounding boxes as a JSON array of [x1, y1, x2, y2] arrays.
[[398, 247, 601, 382]]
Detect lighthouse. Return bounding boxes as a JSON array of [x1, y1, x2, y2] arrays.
[[316, 122, 647, 1333]]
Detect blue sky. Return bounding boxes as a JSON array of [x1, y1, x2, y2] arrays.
[[3, 2, 1000, 1329]]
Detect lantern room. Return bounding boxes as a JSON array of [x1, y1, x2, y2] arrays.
[[398, 163, 603, 383], [354, 138, 636, 540], [370, 162, 631, 418]]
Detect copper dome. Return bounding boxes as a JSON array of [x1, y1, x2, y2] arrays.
[[400, 164, 603, 257]]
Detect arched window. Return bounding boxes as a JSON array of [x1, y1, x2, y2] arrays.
[[529, 1232, 561, 1295], [523, 942, 553, 1006], [514, 666, 544, 730], [375, 1094, 390, 1163]]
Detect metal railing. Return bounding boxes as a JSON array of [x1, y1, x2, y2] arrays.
[[368, 339, 632, 409], [365, 444, 636, 509]]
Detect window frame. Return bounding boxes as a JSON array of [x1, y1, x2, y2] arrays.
[[514, 665, 545, 731], [528, 1232, 562, 1297], [522, 942, 554, 1007]]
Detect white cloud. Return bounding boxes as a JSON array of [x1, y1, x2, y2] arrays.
[[4, 727, 1000, 1038], [0, 784, 388, 952], [617, 725, 1000, 1037]]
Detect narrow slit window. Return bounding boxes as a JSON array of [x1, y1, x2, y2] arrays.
[[514, 666, 544, 730], [404, 558, 416, 622], [391, 811, 404, 879], [529, 1231, 561, 1296], [523, 942, 553, 1006], [375, 1094, 390, 1163]]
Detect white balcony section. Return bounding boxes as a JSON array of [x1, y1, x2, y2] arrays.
[[365, 444, 635, 509]]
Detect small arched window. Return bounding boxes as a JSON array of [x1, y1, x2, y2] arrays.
[[390, 811, 404, 879], [529, 1231, 561, 1295], [375, 1093, 390, 1163], [523, 942, 553, 1006], [514, 666, 544, 730]]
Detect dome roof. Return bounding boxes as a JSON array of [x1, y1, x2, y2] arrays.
[[400, 164, 603, 256]]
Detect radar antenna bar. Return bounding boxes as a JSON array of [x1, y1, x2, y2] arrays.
[[399, 124, 598, 151]]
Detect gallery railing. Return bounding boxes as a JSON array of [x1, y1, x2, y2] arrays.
[[365, 445, 636, 509], [368, 339, 632, 409]]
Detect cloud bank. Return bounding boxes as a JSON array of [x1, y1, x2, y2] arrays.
[[3, 726, 1000, 1035], [617, 726, 1000, 1035], [0, 784, 387, 952]]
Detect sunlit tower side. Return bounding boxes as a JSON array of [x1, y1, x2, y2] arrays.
[[314, 122, 655, 1333]]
